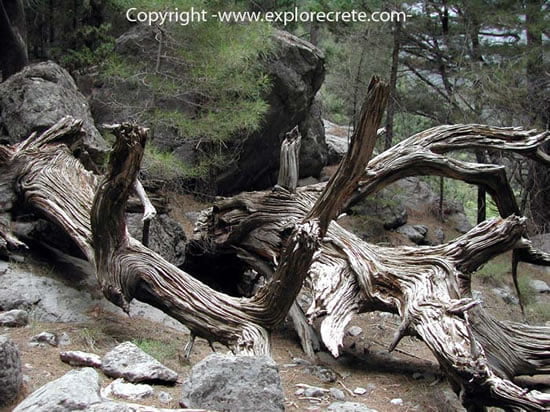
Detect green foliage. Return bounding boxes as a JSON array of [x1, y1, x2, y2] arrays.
[[102, 0, 274, 187], [518, 277, 538, 307], [142, 146, 207, 183], [476, 260, 510, 284], [132, 338, 178, 363], [57, 23, 115, 71]]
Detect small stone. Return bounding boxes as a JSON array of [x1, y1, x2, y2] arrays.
[[60, 351, 102, 368], [295, 388, 305, 396], [330, 387, 345, 401], [58, 332, 71, 346], [304, 386, 326, 398], [390, 398, 404, 406], [30, 332, 58, 347], [353, 387, 368, 395], [530, 279, 550, 293], [158, 391, 173, 404], [102, 378, 154, 401], [0, 309, 28, 327], [292, 357, 311, 365], [347, 326, 363, 337]]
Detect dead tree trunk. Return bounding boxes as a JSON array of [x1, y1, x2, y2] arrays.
[[192, 127, 550, 409], [0, 77, 548, 409]]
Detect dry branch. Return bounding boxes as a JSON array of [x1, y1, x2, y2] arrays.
[[192, 122, 550, 409]]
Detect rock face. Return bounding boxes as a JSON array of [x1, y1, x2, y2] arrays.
[[217, 30, 326, 193], [126, 213, 187, 267], [90, 26, 326, 194], [13, 368, 102, 412], [0, 261, 186, 330], [0, 335, 23, 407], [101, 341, 178, 384], [0, 61, 108, 166], [180, 353, 285, 412]]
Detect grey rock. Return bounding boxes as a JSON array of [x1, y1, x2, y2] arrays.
[[305, 364, 338, 383], [396, 224, 429, 245], [157, 391, 173, 404], [304, 386, 326, 398], [330, 388, 346, 401], [180, 353, 284, 412], [0, 335, 22, 407], [324, 119, 351, 164], [347, 326, 363, 337], [298, 176, 320, 187], [91, 26, 325, 194], [530, 279, 550, 293], [60, 350, 102, 368], [58, 332, 71, 346], [0, 309, 28, 327], [216, 30, 326, 193], [492, 287, 519, 305], [448, 212, 473, 234], [102, 378, 154, 401], [89, 401, 186, 411], [299, 99, 328, 178], [381, 203, 408, 230], [13, 368, 102, 411], [101, 342, 178, 384], [0, 261, 186, 331], [432, 227, 446, 244], [292, 357, 312, 366], [30, 332, 58, 347], [327, 401, 378, 412], [0, 62, 108, 166], [390, 398, 404, 406], [126, 213, 187, 267], [353, 387, 368, 395]]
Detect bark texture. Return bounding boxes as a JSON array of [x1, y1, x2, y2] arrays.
[[0, 77, 548, 409]]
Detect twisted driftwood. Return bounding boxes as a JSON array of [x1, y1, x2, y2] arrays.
[[0, 76, 548, 409]]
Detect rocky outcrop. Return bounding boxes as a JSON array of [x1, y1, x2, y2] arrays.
[[89, 26, 326, 194], [0, 260, 186, 330], [217, 30, 326, 193], [0, 335, 22, 408], [180, 353, 285, 412], [0, 61, 108, 167], [101, 342, 178, 384]]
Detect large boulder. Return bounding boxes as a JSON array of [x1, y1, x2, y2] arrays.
[[89, 26, 326, 194], [13, 368, 102, 412], [0, 260, 186, 330], [180, 353, 285, 412], [0, 335, 23, 408], [126, 213, 187, 267], [217, 30, 326, 193], [0, 61, 108, 166]]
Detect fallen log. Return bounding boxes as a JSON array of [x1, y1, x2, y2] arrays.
[[0, 76, 548, 409]]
